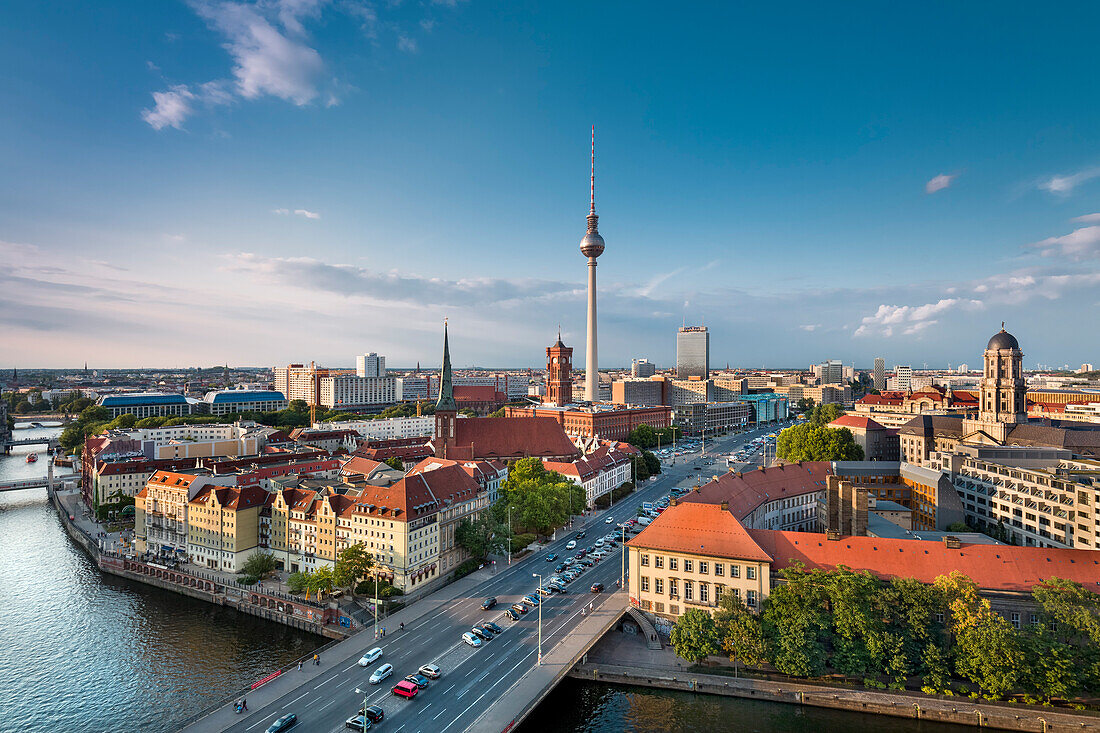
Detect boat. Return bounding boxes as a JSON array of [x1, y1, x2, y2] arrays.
[[26, 453, 38, 463]]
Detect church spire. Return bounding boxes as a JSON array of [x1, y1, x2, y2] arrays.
[[436, 320, 457, 412]]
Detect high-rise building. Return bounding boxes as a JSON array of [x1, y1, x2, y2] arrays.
[[580, 127, 605, 402], [873, 358, 885, 390], [545, 331, 573, 406], [356, 353, 386, 378], [894, 365, 913, 391], [815, 359, 844, 385], [676, 326, 709, 379], [631, 358, 656, 378]]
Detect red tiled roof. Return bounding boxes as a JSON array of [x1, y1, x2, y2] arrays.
[[829, 415, 886, 430], [449, 417, 579, 461], [453, 385, 504, 403], [189, 484, 267, 511], [626, 503, 772, 562], [340, 455, 384, 477], [749, 530, 1100, 594], [679, 461, 832, 520]]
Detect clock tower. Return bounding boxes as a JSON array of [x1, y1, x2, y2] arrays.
[[545, 330, 574, 406]]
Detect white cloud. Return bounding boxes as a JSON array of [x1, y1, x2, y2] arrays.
[[272, 208, 290, 215], [420, 18, 436, 32], [294, 208, 321, 219], [1030, 225, 1100, 260], [925, 173, 955, 194], [1039, 168, 1100, 195], [1072, 213, 1100, 223], [799, 324, 821, 332], [397, 34, 418, 53], [854, 298, 984, 338], [141, 85, 196, 130]]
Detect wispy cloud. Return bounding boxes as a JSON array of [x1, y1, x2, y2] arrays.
[[1072, 213, 1100, 223], [141, 85, 196, 130], [397, 34, 418, 53], [1030, 224, 1100, 260], [1039, 167, 1100, 195], [854, 298, 984, 338], [799, 324, 821, 332], [273, 208, 321, 219], [925, 173, 955, 194]]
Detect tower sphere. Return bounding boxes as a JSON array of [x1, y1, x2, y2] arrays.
[[580, 226, 604, 258]]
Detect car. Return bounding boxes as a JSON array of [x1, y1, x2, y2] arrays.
[[360, 705, 385, 723], [606, 540, 618, 548], [523, 594, 540, 605], [462, 632, 483, 647], [575, 549, 587, 559], [566, 540, 577, 550], [554, 563, 567, 573], [392, 680, 419, 698], [345, 715, 371, 731], [481, 597, 497, 610], [358, 647, 383, 666], [505, 608, 521, 621], [550, 584, 568, 594], [266, 714, 298, 733], [605, 516, 615, 523], [580, 559, 594, 567], [537, 587, 552, 597], [575, 531, 586, 539], [404, 673, 430, 689], [417, 663, 442, 680], [484, 621, 504, 634], [369, 663, 394, 684], [545, 553, 557, 562], [693, 466, 701, 471], [591, 583, 604, 593], [471, 625, 492, 640], [511, 603, 528, 614], [594, 539, 604, 547]]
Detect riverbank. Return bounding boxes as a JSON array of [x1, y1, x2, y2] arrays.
[[570, 624, 1100, 732]]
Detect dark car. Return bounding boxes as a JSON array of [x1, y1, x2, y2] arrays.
[[555, 563, 567, 573], [591, 583, 604, 593], [505, 608, 521, 621], [360, 705, 384, 723], [481, 597, 497, 610], [575, 549, 587, 558], [545, 553, 557, 562], [266, 714, 298, 733], [580, 559, 594, 567], [404, 673, 430, 689], [475, 623, 497, 637], [345, 715, 371, 731], [575, 531, 586, 539], [484, 621, 504, 634], [471, 626, 492, 640]]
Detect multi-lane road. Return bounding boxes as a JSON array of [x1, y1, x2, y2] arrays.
[[216, 423, 789, 733]]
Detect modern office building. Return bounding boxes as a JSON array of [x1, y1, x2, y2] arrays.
[[97, 392, 193, 419], [356, 353, 386, 378], [273, 363, 355, 405], [815, 359, 844, 385], [202, 389, 287, 416], [674, 401, 751, 435], [873, 358, 886, 391], [676, 326, 710, 379], [318, 375, 402, 411], [631, 359, 656, 378], [893, 365, 913, 391], [611, 377, 665, 407]]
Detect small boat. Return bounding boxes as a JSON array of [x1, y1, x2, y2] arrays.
[[26, 453, 38, 463]]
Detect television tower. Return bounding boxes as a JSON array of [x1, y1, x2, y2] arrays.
[[580, 126, 605, 402]]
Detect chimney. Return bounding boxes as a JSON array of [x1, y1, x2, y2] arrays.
[[670, 498, 678, 506], [944, 536, 961, 549], [720, 501, 729, 512]]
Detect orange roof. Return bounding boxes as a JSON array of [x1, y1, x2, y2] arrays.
[[626, 502, 771, 562], [340, 455, 385, 477], [448, 417, 579, 461], [679, 461, 832, 520], [749, 530, 1100, 593], [829, 415, 886, 430], [189, 484, 267, 511]]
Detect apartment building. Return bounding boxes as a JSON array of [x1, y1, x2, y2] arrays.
[[317, 416, 435, 440], [186, 484, 268, 571], [134, 471, 235, 557], [406, 460, 491, 575], [680, 461, 831, 532], [674, 401, 751, 435], [319, 375, 402, 411], [273, 363, 354, 405], [543, 444, 633, 507]]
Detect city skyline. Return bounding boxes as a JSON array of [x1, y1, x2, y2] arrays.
[[4, 2, 1100, 368]]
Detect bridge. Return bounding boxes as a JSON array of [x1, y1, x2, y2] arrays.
[[0, 473, 79, 493], [2, 435, 61, 454]]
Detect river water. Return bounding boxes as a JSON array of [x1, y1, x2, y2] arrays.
[[0, 425, 324, 732]]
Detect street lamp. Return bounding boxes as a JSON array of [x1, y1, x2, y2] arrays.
[[507, 506, 513, 565], [532, 572, 543, 665], [620, 524, 626, 590], [354, 688, 370, 730]]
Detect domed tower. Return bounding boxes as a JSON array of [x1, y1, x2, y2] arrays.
[[545, 329, 573, 406], [580, 126, 604, 403], [965, 323, 1026, 442]]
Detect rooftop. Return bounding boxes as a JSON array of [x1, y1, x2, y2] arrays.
[[626, 502, 772, 562]]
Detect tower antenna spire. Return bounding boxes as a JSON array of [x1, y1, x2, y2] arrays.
[[590, 125, 596, 215]]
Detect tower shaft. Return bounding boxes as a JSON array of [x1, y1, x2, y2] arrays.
[[585, 258, 598, 402]]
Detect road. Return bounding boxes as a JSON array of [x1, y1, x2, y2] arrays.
[[217, 422, 790, 733]]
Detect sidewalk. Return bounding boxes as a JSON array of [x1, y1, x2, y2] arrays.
[[180, 561, 504, 732]]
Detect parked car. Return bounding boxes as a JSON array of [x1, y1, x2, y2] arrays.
[[404, 673, 430, 689], [555, 563, 567, 573], [358, 647, 383, 666], [481, 597, 497, 610], [266, 714, 298, 733], [462, 632, 483, 648], [511, 603, 528, 615], [483, 621, 503, 634], [566, 540, 577, 550], [505, 608, 521, 621], [523, 595, 540, 606], [471, 626, 492, 640], [537, 587, 552, 597], [345, 714, 371, 731], [392, 680, 419, 698], [359, 705, 385, 723], [575, 531, 586, 539], [591, 583, 604, 593], [594, 539, 604, 547], [369, 663, 394, 684]]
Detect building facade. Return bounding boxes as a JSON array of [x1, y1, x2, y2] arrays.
[[356, 353, 386, 378], [674, 401, 751, 435], [545, 334, 574, 406], [203, 389, 287, 416], [98, 393, 192, 419], [676, 326, 710, 379], [631, 358, 656, 378], [319, 375, 402, 411], [874, 357, 885, 391]]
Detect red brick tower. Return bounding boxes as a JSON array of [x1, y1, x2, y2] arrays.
[[545, 330, 574, 406]]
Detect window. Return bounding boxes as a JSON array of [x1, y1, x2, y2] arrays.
[[715, 584, 725, 601], [934, 612, 944, 624], [683, 559, 692, 573], [714, 563, 724, 577], [1029, 614, 1039, 626], [699, 583, 709, 604], [684, 581, 693, 601], [669, 578, 678, 597], [641, 576, 650, 592], [746, 565, 756, 580], [654, 556, 664, 569], [670, 605, 679, 615], [655, 602, 665, 613], [730, 564, 740, 578], [641, 599, 652, 610], [699, 561, 708, 575], [655, 578, 663, 594], [1011, 612, 1020, 629], [746, 589, 757, 608], [669, 558, 678, 571]]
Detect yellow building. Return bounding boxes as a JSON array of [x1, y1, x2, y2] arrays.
[[134, 471, 234, 558], [186, 484, 267, 571], [627, 501, 772, 621]]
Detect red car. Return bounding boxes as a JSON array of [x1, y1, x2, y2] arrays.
[[392, 680, 419, 698]]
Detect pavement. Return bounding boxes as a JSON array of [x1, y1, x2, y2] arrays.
[[179, 423, 791, 733]]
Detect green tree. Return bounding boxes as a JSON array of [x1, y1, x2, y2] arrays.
[[307, 565, 336, 599], [633, 455, 650, 482], [499, 458, 585, 535], [795, 397, 816, 413], [936, 572, 1021, 698], [775, 423, 864, 462], [287, 571, 310, 594], [625, 424, 658, 449], [670, 608, 721, 664], [714, 593, 768, 673], [945, 521, 970, 533], [641, 450, 661, 476], [761, 564, 831, 677], [239, 552, 278, 582], [455, 510, 507, 560], [808, 403, 844, 426], [288, 399, 308, 413], [383, 457, 404, 471], [334, 543, 374, 597]]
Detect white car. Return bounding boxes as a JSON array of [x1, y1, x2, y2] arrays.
[[566, 540, 576, 550], [369, 663, 394, 684], [604, 516, 614, 524], [358, 647, 383, 667], [462, 632, 483, 648]]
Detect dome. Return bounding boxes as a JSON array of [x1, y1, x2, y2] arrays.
[[986, 328, 1019, 351], [580, 230, 605, 258]]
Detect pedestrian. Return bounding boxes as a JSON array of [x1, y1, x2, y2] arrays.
[[297, 661, 302, 671], [314, 654, 319, 666], [241, 698, 248, 711]]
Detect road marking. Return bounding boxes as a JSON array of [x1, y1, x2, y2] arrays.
[[419, 702, 432, 715], [318, 698, 337, 711], [443, 683, 455, 694], [287, 691, 310, 706], [245, 713, 277, 731], [434, 707, 448, 720], [343, 663, 358, 671]]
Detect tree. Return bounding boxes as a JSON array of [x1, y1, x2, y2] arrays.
[[775, 423, 864, 462], [641, 450, 661, 476], [795, 397, 816, 413], [288, 399, 308, 413], [808, 403, 844, 426], [625, 424, 658, 449], [945, 521, 970, 533], [306, 565, 336, 600], [499, 458, 585, 535], [455, 510, 508, 561], [240, 552, 278, 582], [761, 564, 831, 677], [334, 543, 374, 597], [714, 593, 768, 673], [633, 455, 650, 482], [670, 608, 720, 664], [936, 571, 1022, 698], [383, 457, 404, 471], [287, 571, 310, 594]]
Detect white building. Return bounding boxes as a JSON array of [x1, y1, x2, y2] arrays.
[[316, 416, 435, 440], [319, 375, 403, 410], [894, 365, 913, 391], [356, 353, 386, 378], [202, 388, 288, 416], [543, 445, 633, 508]]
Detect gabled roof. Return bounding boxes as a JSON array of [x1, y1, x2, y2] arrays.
[[896, 414, 965, 437], [829, 415, 886, 431], [448, 417, 580, 461], [679, 461, 832, 520], [626, 502, 772, 562], [189, 484, 267, 510]]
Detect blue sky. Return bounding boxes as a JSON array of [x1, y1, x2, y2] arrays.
[[3, 1, 1100, 370]]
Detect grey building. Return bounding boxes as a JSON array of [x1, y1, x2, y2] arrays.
[[631, 358, 656, 378], [356, 352, 386, 378], [816, 359, 844, 385], [676, 326, 709, 379], [674, 401, 750, 435], [873, 357, 885, 391]]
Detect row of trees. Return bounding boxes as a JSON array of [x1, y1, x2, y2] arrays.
[[669, 565, 1100, 703], [775, 404, 863, 462], [241, 544, 375, 600], [2, 389, 96, 417], [625, 424, 682, 450]]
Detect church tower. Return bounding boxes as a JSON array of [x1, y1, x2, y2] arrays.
[[964, 324, 1026, 443], [434, 321, 458, 458], [545, 330, 574, 406]]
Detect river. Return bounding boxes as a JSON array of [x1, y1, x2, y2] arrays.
[[0, 425, 324, 732]]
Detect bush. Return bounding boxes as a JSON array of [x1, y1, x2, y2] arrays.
[[511, 533, 536, 552], [355, 579, 404, 598], [452, 558, 482, 581]]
